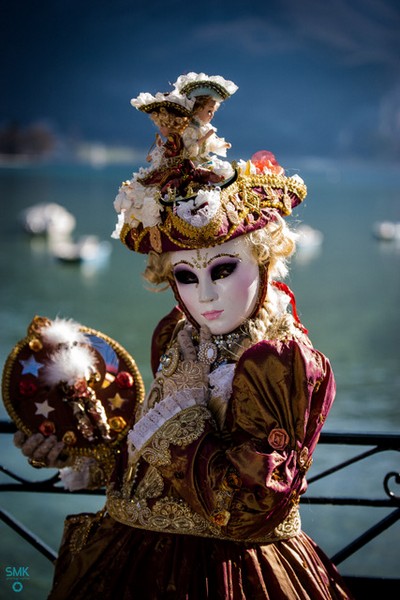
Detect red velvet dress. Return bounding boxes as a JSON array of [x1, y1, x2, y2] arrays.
[[49, 308, 353, 599]]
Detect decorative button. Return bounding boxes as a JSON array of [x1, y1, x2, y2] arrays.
[[268, 428, 289, 451]]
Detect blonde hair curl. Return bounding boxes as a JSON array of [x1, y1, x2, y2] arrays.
[[149, 107, 189, 135]]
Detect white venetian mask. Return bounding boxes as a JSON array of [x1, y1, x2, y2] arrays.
[[171, 237, 260, 335]]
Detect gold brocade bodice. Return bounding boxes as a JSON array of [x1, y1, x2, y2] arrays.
[[107, 455, 302, 543], [107, 321, 333, 546]]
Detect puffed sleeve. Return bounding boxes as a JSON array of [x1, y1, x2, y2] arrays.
[[132, 339, 336, 540], [182, 125, 200, 158]]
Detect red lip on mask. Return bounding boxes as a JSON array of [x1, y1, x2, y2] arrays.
[[201, 310, 224, 321]]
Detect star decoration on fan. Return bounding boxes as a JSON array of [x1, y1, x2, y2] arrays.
[[20, 356, 44, 377], [108, 393, 127, 410], [35, 400, 55, 418]]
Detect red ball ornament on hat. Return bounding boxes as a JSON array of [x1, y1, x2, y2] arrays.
[[39, 420, 56, 436], [251, 150, 284, 175]]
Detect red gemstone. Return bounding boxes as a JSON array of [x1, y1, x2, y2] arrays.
[[19, 378, 38, 397], [39, 420, 56, 436], [116, 371, 134, 389]]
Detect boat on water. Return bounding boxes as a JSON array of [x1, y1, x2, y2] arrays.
[[296, 223, 324, 248], [294, 224, 324, 264], [20, 203, 112, 265], [20, 203, 76, 237], [49, 234, 112, 264], [372, 221, 400, 242]]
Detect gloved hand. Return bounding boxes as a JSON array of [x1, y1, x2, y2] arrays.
[[14, 431, 71, 469]]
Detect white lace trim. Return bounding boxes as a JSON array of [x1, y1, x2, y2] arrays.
[[59, 457, 95, 491], [208, 363, 235, 401], [128, 388, 207, 454]]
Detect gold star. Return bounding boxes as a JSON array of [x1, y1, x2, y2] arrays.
[[108, 393, 126, 411]]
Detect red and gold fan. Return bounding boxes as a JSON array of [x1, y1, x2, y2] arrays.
[[2, 316, 145, 464]]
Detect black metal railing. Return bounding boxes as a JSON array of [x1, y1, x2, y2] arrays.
[[302, 431, 400, 564], [1, 421, 399, 596]]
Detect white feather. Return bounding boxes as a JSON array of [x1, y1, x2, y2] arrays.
[[42, 345, 98, 387], [40, 317, 86, 347]]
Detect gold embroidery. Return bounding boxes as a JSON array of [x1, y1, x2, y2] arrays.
[[66, 508, 106, 555], [107, 487, 302, 544], [298, 446, 313, 473], [160, 346, 180, 377], [107, 493, 221, 537], [162, 361, 206, 396], [210, 467, 242, 526], [141, 406, 210, 467], [135, 465, 164, 501], [149, 226, 162, 253]]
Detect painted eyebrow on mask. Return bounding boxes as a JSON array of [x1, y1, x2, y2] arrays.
[[172, 252, 240, 270]]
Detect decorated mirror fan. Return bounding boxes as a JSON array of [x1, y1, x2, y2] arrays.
[[2, 316, 144, 462]]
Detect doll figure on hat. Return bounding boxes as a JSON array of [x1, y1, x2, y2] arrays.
[[129, 90, 227, 202], [131, 90, 193, 169], [61, 378, 112, 443], [182, 95, 231, 162], [174, 72, 238, 165]]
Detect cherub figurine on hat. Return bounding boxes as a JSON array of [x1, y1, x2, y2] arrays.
[[130, 89, 194, 167], [173, 72, 238, 164], [112, 81, 238, 241]]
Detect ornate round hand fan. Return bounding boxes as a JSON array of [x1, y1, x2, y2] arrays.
[[2, 316, 145, 463]]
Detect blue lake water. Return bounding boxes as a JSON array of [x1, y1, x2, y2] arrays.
[[0, 160, 399, 598]]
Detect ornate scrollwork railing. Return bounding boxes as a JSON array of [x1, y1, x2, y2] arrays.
[[300, 431, 400, 570], [1, 422, 399, 584]]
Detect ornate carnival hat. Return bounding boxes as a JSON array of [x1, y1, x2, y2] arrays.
[[112, 76, 307, 255], [130, 89, 195, 117], [113, 151, 307, 254], [173, 71, 238, 101]]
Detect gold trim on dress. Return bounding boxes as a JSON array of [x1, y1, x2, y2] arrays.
[[106, 489, 301, 544]]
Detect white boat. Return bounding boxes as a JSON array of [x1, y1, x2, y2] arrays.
[[372, 221, 400, 242], [296, 224, 324, 248], [50, 235, 112, 264], [20, 203, 76, 237], [294, 224, 324, 264]]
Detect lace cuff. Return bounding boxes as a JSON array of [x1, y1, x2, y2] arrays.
[[128, 388, 207, 453], [59, 457, 106, 491]]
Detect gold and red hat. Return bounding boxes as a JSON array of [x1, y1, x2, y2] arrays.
[[114, 153, 307, 255], [112, 76, 307, 255]]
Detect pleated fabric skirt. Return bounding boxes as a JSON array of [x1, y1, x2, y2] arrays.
[[49, 515, 353, 599]]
